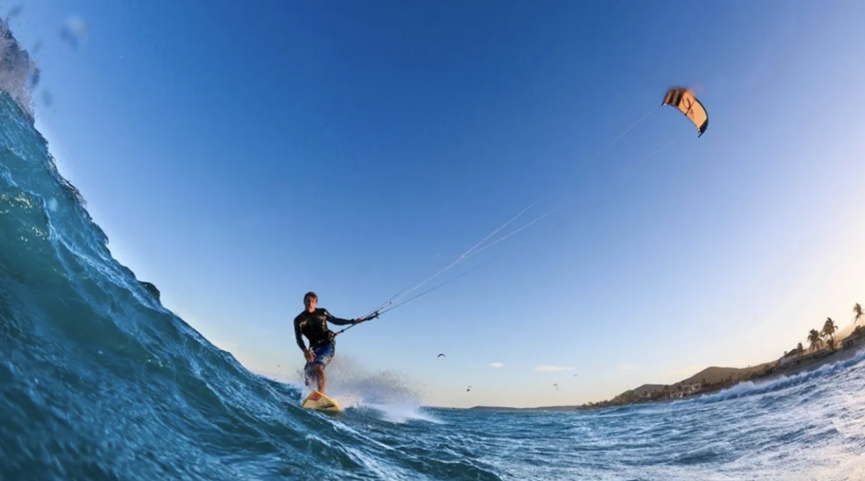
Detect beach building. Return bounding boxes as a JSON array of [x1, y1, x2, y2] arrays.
[[778, 348, 830, 369], [842, 333, 865, 350]]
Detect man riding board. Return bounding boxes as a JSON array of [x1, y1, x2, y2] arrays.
[[293, 291, 368, 394]]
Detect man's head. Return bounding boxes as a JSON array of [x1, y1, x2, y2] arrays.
[[303, 291, 318, 311]]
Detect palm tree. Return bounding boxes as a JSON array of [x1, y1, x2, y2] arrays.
[[796, 342, 804, 354], [822, 317, 837, 345], [808, 329, 824, 352], [854, 303, 863, 325]]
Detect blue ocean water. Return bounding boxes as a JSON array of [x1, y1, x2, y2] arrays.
[[2, 24, 865, 481]]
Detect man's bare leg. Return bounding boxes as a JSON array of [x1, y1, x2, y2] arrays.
[[313, 364, 326, 394]]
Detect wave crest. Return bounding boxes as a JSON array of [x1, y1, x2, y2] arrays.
[[0, 18, 37, 122]]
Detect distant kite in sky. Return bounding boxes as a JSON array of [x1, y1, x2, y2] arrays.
[[662, 87, 709, 137]]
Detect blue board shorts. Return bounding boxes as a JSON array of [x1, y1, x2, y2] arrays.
[[306, 342, 335, 369]]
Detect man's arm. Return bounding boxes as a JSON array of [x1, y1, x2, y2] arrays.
[[294, 315, 308, 351], [323, 309, 356, 326]]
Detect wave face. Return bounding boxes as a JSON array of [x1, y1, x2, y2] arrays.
[[2, 24, 865, 481]]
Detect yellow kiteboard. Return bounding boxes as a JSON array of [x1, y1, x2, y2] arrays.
[[301, 390, 342, 412]]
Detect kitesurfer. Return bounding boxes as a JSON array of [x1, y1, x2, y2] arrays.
[[294, 291, 364, 394]]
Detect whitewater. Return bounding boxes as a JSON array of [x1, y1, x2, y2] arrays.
[[2, 20, 865, 481]]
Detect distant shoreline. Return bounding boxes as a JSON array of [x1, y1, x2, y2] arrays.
[[460, 339, 865, 413], [763, 343, 863, 380]]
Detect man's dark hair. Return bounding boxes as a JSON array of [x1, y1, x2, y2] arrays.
[[304, 291, 317, 302]]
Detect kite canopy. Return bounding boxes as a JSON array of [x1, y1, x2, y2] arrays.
[[437, 353, 446, 359], [662, 87, 709, 137]]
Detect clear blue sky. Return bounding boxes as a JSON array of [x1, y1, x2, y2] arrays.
[[11, 0, 865, 407]]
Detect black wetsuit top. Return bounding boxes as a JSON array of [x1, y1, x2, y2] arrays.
[[294, 308, 354, 351]]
